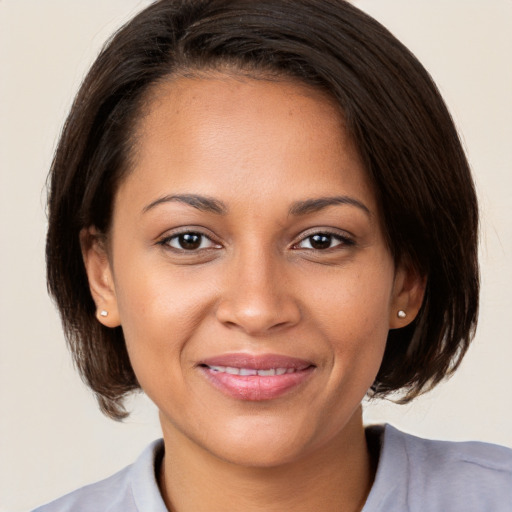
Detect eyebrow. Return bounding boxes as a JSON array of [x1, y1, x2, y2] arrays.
[[142, 194, 228, 215], [142, 193, 370, 217], [289, 196, 371, 216]]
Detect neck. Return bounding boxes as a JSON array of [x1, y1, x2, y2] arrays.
[[158, 408, 374, 512]]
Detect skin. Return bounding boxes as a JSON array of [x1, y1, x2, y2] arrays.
[[82, 74, 424, 512]]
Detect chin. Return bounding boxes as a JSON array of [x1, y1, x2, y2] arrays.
[[211, 438, 312, 469], [197, 414, 332, 469]]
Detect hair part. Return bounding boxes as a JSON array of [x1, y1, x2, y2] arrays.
[[46, 0, 479, 420]]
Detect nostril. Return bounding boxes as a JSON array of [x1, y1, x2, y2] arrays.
[[215, 291, 302, 335]]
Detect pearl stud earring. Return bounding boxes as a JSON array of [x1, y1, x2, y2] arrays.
[[397, 310, 407, 319], [100, 310, 109, 317]]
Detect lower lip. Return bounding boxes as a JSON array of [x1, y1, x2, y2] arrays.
[[200, 366, 315, 401]]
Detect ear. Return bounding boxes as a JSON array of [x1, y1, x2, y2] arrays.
[[389, 264, 426, 329], [80, 227, 121, 328]]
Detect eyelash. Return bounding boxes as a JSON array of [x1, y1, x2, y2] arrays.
[[157, 230, 221, 252], [293, 230, 355, 251], [157, 229, 355, 253]]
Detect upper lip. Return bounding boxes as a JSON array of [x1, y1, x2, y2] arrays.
[[199, 353, 314, 370]]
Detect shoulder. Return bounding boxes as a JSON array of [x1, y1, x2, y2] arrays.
[[365, 424, 512, 512], [31, 439, 166, 512], [32, 465, 134, 512], [397, 424, 512, 472]]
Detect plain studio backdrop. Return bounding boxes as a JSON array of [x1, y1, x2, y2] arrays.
[[1, 1, 511, 510]]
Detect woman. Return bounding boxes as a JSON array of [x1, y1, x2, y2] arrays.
[[34, 0, 511, 510]]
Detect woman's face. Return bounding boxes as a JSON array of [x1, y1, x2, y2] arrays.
[[87, 74, 417, 467]]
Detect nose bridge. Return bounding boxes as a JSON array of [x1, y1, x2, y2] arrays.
[[216, 241, 300, 334]]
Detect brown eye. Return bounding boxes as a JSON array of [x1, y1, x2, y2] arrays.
[[164, 232, 218, 251], [298, 234, 340, 250], [296, 232, 353, 251], [309, 234, 333, 249], [177, 233, 202, 250]]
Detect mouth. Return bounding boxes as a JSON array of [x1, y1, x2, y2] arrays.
[[198, 353, 315, 401], [207, 366, 300, 376]]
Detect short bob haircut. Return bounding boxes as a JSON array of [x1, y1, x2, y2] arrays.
[[46, 0, 479, 420]]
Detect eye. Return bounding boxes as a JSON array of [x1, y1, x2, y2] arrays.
[[161, 232, 220, 251], [295, 232, 352, 250]]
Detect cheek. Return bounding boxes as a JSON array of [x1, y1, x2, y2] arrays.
[[112, 261, 218, 379], [308, 262, 394, 336], [307, 263, 393, 381]]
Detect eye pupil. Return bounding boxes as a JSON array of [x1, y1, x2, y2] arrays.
[[310, 234, 332, 249], [179, 233, 201, 250]]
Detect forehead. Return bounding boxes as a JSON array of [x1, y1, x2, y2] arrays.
[[118, 74, 376, 215]]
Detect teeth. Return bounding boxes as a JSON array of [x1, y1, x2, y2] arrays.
[[209, 365, 226, 373], [208, 366, 294, 376], [239, 368, 258, 376]]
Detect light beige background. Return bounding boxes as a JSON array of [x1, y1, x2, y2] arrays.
[[1, 1, 511, 510]]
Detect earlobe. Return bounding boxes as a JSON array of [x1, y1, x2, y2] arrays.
[[389, 265, 426, 329], [80, 227, 121, 328]]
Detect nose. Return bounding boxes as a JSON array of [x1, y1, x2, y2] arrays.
[[215, 248, 301, 335]]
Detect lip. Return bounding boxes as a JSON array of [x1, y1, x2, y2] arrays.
[[198, 353, 315, 401]]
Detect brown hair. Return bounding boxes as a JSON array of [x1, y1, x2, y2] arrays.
[[46, 0, 479, 419]]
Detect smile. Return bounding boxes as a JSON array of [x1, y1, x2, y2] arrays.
[[199, 354, 315, 401], [207, 366, 298, 376]]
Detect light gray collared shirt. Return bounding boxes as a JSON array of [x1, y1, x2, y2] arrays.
[[33, 424, 512, 511]]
